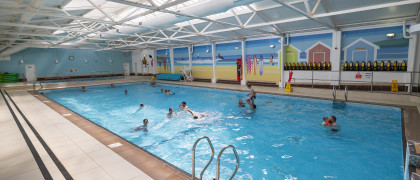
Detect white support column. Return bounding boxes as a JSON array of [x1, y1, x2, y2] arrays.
[[331, 30, 342, 86], [153, 49, 157, 74], [211, 43, 217, 83], [188, 45, 193, 69], [241, 40, 247, 85], [407, 34, 418, 92], [170, 47, 174, 73], [279, 36, 285, 88]]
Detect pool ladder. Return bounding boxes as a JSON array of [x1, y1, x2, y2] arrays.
[[32, 81, 44, 95], [332, 86, 348, 102], [192, 136, 240, 180]]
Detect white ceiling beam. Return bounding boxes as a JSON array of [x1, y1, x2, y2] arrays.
[[274, 0, 335, 30], [243, 12, 257, 26], [107, 0, 280, 35], [190, 23, 200, 34], [0, 6, 113, 25], [230, 9, 243, 27], [314, 0, 420, 18], [59, 0, 72, 9], [200, 22, 213, 34], [311, 0, 321, 16], [159, 30, 169, 38], [170, 27, 183, 38], [87, 0, 117, 24], [303, 0, 311, 14], [246, 5, 283, 34]]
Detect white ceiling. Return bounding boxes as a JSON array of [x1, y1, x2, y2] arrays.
[[0, 0, 418, 53]]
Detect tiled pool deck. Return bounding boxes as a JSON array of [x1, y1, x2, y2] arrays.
[[1, 76, 419, 179]]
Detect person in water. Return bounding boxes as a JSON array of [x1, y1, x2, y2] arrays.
[[246, 84, 256, 102], [124, 90, 128, 95], [165, 89, 174, 95], [186, 109, 206, 119], [152, 82, 157, 87], [245, 98, 256, 110], [167, 108, 175, 118], [179, 101, 188, 110], [160, 88, 163, 92], [238, 99, 245, 107], [81, 86, 86, 92], [133, 119, 149, 132], [110, 84, 115, 88], [140, 104, 150, 109], [322, 117, 331, 126]]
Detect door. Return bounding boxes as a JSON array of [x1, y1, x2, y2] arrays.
[[123, 63, 130, 76], [25, 64, 37, 82], [313, 52, 325, 64]]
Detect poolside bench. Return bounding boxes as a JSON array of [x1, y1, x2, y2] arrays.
[[156, 73, 184, 81]]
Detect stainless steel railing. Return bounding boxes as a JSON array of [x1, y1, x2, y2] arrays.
[[192, 136, 214, 180], [216, 145, 239, 180]]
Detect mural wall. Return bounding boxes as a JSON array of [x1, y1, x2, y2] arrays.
[[215, 42, 242, 80], [245, 38, 282, 83], [192, 45, 213, 79], [341, 26, 408, 70], [282, 33, 333, 65], [156, 49, 171, 73], [173, 47, 189, 73]]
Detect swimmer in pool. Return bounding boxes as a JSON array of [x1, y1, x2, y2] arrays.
[[125, 90, 128, 95], [110, 84, 115, 88], [179, 101, 189, 110], [167, 108, 175, 118], [132, 119, 149, 132], [82, 86, 86, 92], [186, 109, 206, 119], [329, 116, 338, 126], [322, 117, 331, 126], [245, 98, 256, 110], [165, 89, 174, 95], [140, 104, 150, 109], [238, 99, 245, 107], [152, 82, 157, 87], [160, 88, 163, 92], [246, 84, 256, 103]]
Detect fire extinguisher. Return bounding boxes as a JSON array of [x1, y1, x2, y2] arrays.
[[236, 58, 242, 81]]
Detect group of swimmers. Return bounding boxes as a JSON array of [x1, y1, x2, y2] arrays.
[[322, 116, 338, 126], [237, 84, 257, 110], [160, 88, 174, 95]]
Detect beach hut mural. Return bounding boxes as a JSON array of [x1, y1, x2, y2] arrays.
[[305, 41, 331, 64], [283, 45, 301, 63], [344, 38, 379, 63]]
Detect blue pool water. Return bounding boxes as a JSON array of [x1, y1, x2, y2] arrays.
[[41, 76, 123, 84], [44, 82, 403, 179]]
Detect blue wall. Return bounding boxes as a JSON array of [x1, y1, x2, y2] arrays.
[[0, 48, 131, 77]]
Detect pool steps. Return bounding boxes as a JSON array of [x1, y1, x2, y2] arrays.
[[192, 136, 240, 180], [333, 85, 348, 102]]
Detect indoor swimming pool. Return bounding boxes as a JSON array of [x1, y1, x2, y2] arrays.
[[44, 82, 403, 180]]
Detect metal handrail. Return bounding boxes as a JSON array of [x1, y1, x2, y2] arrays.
[[192, 136, 215, 180], [344, 86, 348, 101], [216, 145, 239, 180]]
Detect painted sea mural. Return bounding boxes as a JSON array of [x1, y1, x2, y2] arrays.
[[341, 26, 408, 68], [192, 45, 213, 79], [156, 49, 171, 73], [215, 42, 242, 80], [245, 38, 281, 84], [173, 47, 189, 74]]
